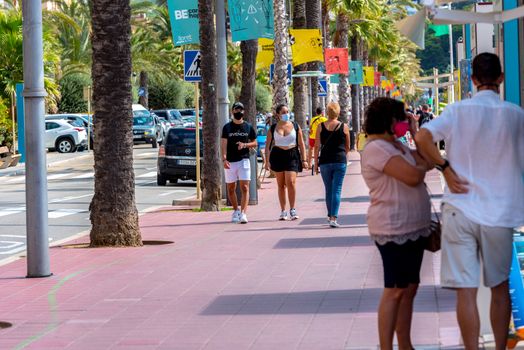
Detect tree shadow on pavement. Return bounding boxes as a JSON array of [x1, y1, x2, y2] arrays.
[[299, 214, 367, 226], [200, 285, 455, 315]]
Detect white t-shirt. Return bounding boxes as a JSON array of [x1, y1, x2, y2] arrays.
[[422, 90, 524, 228]]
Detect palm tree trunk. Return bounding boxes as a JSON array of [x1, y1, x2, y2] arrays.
[[306, 0, 321, 114], [292, 0, 307, 133], [138, 70, 148, 108], [335, 12, 350, 124], [350, 34, 360, 141], [272, 0, 290, 109], [199, 0, 221, 211], [358, 38, 365, 127], [240, 40, 258, 125], [90, 0, 141, 247]]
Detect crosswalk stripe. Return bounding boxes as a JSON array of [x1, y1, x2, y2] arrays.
[[5, 177, 25, 184], [47, 173, 69, 180], [0, 208, 25, 217], [137, 171, 157, 178], [72, 172, 94, 179], [159, 190, 189, 196], [48, 209, 87, 219]]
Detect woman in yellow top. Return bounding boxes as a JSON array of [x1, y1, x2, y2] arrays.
[[307, 107, 328, 167]]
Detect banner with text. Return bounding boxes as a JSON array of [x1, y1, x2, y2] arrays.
[[256, 38, 274, 69], [363, 66, 375, 87], [289, 29, 324, 66], [229, 0, 274, 41], [324, 48, 349, 74], [348, 61, 363, 85], [167, 0, 200, 46]]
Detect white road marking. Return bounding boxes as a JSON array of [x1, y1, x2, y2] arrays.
[[0, 207, 25, 217], [136, 180, 156, 185], [48, 209, 87, 219], [47, 173, 69, 180], [49, 193, 93, 204], [72, 172, 94, 179], [137, 152, 157, 157], [137, 171, 157, 178], [0, 234, 25, 238], [159, 190, 189, 197], [5, 177, 25, 184]]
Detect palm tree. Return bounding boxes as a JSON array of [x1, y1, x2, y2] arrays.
[[89, 0, 142, 247], [198, 0, 222, 211], [240, 40, 258, 125], [292, 0, 308, 133], [272, 0, 290, 109], [333, 10, 350, 124], [306, 0, 322, 114]]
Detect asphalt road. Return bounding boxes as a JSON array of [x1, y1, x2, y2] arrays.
[[0, 144, 196, 262]]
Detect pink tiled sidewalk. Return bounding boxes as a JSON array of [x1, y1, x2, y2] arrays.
[[0, 152, 467, 349]]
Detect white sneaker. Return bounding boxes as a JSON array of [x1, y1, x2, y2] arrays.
[[232, 210, 241, 223], [329, 220, 340, 228], [240, 212, 248, 224], [279, 211, 288, 221], [290, 208, 299, 220]]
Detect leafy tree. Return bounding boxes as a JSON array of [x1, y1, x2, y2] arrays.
[[0, 97, 12, 147], [148, 78, 190, 109], [256, 82, 272, 113]]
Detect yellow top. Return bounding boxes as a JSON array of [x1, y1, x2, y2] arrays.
[[309, 114, 328, 139]]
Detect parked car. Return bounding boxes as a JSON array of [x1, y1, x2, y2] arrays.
[[45, 114, 94, 150], [45, 119, 87, 153], [256, 123, 268, 157], [157, 128, 203, 185], [132, 104, 163, 148], [152, 109, 184, 128]]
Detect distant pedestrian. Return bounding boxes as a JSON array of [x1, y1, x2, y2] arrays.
[[313, 102, 350, 228], [361, 97, 433, 350], [416, 52, 524, 350], [308, 107, 328, 168], [418, 104, 433, 128], [265, 104, 308, 221], [221, 102, 257, 224]]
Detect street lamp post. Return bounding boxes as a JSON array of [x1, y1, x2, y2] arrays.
[[22, 1, 51, 278]]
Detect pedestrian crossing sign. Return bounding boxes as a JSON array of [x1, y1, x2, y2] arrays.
[[318, 80, 327, 97], [184, 50, 202, 82]]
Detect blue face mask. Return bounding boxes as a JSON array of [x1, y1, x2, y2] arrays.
[[280, 113, 289, 122]]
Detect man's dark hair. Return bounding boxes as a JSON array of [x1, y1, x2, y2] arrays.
[[421, 104, 429, 111], [364, 97, 406, 135], [472, 53, 502, 85], [316, 107, 323, 115]]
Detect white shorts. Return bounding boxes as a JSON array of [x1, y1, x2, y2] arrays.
[[225, 159, 251, 183], [440, 203, 514, 288]]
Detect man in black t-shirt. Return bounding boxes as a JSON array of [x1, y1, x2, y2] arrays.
[[221, 102, 257, 224], [418, 104, 434, 128]]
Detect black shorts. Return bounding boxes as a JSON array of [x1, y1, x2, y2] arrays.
[[269, 147, 301, 173], [376, 236, 426, 289]]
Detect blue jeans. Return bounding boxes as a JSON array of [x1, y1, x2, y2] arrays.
[[320, 162, 347, 218]]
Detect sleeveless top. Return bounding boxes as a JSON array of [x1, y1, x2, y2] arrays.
[[273, 126, 297, 147], [318, 122, 346, 165]]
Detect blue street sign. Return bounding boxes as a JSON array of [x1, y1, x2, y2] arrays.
[[184, 50, 202, 82], [270, 63, 292, 86], [318, 79, 328, 97], [138, 87, 146, 97]]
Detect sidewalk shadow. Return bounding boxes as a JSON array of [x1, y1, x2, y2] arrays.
[[273, 235, 373, 249], [314, 196, 370, 203], [201, 286, 454, 315], [300, 214, 367, 226]]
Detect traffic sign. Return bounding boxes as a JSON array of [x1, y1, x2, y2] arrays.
[[184, 50, 202, 82], [270, 63, 292, 86], [318, 80, 327, 97]]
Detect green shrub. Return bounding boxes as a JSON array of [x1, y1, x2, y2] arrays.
[[149, 78, 194, 110], [57, 74, 90, 113], [255, 82, 272, 113], [0, 97, 13, 147]]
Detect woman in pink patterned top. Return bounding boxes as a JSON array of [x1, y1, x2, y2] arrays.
[[361, 98, 432, 350]]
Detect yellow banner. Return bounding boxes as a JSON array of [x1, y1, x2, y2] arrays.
[[256, 38, 274, 70], [289, 29, 324, 66], [363, 66, 374, 87]]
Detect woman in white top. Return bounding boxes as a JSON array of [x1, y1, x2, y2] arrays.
[[265, 104, 308, 220]]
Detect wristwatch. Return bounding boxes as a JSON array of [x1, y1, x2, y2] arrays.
[[435, 159, 450, 172]]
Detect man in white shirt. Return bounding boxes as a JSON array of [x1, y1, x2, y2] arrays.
[[416, 53, 524, 350]]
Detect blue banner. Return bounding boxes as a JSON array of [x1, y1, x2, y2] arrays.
[[167, 0, 200, 46], [349, 61, 363, 85], [228, 0, 274, 42]]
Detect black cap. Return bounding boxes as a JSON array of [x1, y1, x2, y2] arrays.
[[232, 102, 244, 110]]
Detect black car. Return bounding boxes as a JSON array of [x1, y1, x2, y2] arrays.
[[157, 128, 203, 185], [152, 109, 184, 128]]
